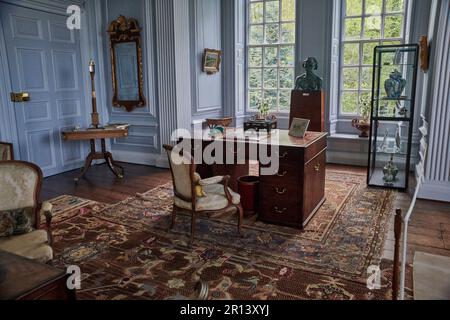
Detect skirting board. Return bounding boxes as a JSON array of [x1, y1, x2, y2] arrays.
[[112, 150, 169, 169], [419, 181, 450, 202]]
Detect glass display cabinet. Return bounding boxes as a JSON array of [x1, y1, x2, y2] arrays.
[[367, 44, 419, 191]]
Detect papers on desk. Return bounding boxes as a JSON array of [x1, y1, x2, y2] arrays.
[[104, 123, 130, 130]]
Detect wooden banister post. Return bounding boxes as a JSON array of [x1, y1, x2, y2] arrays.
[[393, 208, 403, 300]]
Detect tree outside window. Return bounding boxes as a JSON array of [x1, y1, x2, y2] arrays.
[[340, 0, 407, 116], [247, 0, 296, 113]]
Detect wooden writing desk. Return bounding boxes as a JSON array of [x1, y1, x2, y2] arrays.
[[181, 129, 327, 229], [62, 126, 129, 183]]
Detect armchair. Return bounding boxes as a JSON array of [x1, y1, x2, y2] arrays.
[[0, 161, 53, 263], [0, 142, 13, 160], [163, 145, 243, 244]]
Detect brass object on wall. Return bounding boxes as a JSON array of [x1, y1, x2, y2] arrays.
[[108, 15, 146, 112], [419, 36, 429, 72]]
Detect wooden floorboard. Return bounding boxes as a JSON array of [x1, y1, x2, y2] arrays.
[[42, 162, 450, 264]]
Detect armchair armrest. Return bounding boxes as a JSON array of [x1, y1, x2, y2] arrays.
[[40, 201, 53, 247], [199, 176, 225, 186]]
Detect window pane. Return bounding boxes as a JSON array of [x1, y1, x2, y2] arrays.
[[364, 16, 381, 39], [343, 43, 360, 65], [279, 90, 291, 111], [365, 0, 382, 15], [384, 15, 403, 38], [281, 0, 295, 21], [343, 67, 359, 89], [279, 45, 294, 66], [264, 90, 278, 111], [249, 89, 262, 109], [250, 2, 264, 24], [249, 25, 264, 44], [361, 67, 373, 90], [265, 24, 279, 43], [346, 0, 362, 16], [362, 42, 379, 65], [265, 1, 279, 23], [264, 47, 278, 67], [249, 69, 262, 88], [341, 91, 359, 114], [281, 23, 295, 43], [249, 47, 263, 67], [345, 18, 361, 39], [279, 68, 294, 89], [385, 0, 404, 13], [264, 68, 278, 88]]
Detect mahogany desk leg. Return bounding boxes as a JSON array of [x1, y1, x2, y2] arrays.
[[102, 139, 124, 179], [74, 139, 96, 184]]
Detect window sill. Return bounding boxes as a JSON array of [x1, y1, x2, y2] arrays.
[[328, 133, 370, 142]]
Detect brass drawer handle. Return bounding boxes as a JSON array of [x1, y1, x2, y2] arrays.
[[274, 187, 287, 195], [274, 206, 287, 214], [277, 170, 288, 177], [315, 164, 320, 172], [280, 151, 288, 159]]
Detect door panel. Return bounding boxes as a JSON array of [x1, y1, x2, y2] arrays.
[[0, 3, 87, 176]]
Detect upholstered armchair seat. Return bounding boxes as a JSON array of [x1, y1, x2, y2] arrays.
[[174, 183, 241, 211], [0, 161, 53, 264], [0, 230, 53, 263]]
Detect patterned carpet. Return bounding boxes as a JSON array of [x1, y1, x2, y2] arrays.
[[45, 170, 412, 300]]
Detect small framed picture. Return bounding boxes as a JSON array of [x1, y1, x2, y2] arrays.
[[202, 49, 222, 74], [289, 118, 310, 138]]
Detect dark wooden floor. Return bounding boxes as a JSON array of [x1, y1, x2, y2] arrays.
[[41, 162, 171, 204], [42, 162, 450, 264]]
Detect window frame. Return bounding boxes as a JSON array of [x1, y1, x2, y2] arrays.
[[245, 0, 297, 114], [338, 0, 410, 118]]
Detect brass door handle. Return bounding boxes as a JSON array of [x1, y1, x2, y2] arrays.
[[274, 187, 287, 195], [10, 92, 30, 102], [315, 164, 320, 172], [277, 170, 288, 177], [274, 206, 287, 214]]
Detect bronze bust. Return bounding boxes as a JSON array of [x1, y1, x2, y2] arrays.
[[294, 57, 322, 91]]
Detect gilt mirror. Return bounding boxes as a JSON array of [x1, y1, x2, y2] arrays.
[[108, 16, 146, 112]]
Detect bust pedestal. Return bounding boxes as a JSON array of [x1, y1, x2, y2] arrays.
[[289, 90, 325, 132]]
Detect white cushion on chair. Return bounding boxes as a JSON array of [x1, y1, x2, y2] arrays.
[[0, 230, 53, 263], [174, 183, 241, 211]]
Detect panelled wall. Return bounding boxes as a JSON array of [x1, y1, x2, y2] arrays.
[[418, 0, 450, 202], [190, 0, 223, 122], [98, 0, 223, 164], [99, 0, 160, 164]]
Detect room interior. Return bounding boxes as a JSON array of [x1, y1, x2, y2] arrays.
[[0, 0, 449, 302]]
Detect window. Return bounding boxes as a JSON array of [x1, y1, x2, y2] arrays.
[[247, 0, 296, 113], [340, 0, 407, 115]]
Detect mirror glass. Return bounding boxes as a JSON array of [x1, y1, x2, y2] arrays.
[[114, 42, 139, 101]]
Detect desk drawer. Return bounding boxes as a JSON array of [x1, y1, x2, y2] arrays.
[[261, 146, 301, 168], [259, 171, 299, 187], [259, 199, 299, 224]]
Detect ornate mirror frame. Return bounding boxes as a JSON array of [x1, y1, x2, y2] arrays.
[[108, 16, 146, 112]]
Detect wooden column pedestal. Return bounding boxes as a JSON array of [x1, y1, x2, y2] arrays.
[[289, 90, 325, 132]]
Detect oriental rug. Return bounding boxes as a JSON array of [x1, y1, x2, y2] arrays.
[[46, 170, 412, 300]]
